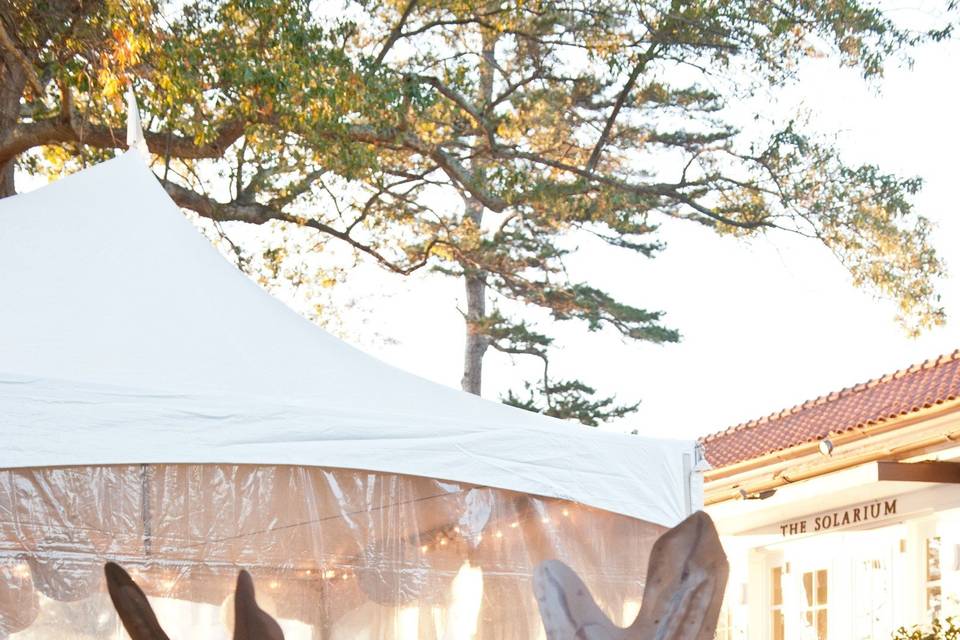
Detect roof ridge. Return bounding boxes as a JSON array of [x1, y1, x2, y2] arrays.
[[699, 349, 960, 443]]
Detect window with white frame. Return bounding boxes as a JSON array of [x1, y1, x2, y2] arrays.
[[926, 535, 942, 616], [770, 566, 784, 640], [800, 568, 828, 639]]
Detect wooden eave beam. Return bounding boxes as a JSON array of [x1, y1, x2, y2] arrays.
[[876, 460, 960, 483]]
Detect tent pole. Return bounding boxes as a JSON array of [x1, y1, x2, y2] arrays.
[[682, 452, 693, 516], [140, 464, 152, 557]]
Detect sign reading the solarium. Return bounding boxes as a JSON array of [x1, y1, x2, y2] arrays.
[[778, 499, 898, 538]]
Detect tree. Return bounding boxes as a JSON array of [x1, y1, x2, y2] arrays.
[[1, 0, 951, 424]]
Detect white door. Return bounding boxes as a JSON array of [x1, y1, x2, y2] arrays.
[[792, 561, 829, 640], [849, 527, 902, 640], [761, 549, 830, 640], [761, 539, 832, 640]]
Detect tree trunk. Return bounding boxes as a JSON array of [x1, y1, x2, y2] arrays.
[[0, 60, 25, 198], [459, 27, 497, 396], [461, 197, 489, 394]]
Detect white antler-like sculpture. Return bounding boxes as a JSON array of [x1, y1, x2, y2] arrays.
[[533, 511, 728, 640]]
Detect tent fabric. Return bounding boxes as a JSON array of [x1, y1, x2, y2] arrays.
[[0, 151, 692, 640], [0, 152, 695, 527]]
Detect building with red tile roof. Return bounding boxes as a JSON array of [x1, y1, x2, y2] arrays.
[[701, 350, 960, 470], [703, 350, 960, 640]]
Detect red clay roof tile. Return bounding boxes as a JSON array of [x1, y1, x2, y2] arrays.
[[699, 350, 960, 469]]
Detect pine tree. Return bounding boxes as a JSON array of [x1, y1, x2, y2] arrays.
[[1, 0, 952, 422]]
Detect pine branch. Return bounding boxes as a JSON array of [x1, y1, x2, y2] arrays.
[[585, 45, 659, 172], [162, 180, 440, 276], [374, 0, 419, 65]]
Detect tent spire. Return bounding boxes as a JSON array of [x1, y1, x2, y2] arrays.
[[126, 85, 149, 159]]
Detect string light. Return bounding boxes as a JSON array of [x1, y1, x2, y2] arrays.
[[45, 508, 588, 600]]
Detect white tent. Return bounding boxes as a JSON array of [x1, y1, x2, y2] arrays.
[[0, 152, 697, 640]]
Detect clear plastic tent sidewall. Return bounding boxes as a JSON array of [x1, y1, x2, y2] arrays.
[[0, 464, 666, 640]]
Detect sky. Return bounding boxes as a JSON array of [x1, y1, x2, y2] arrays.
[[15, 3, 959, 443]]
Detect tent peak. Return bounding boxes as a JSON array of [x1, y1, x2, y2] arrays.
[[126, 86, 149, 160]]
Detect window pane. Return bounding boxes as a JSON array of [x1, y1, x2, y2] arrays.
[[803, 571, 813, 607], [773, 610, 784, 640], [816, 569, 828, 605], [927, 536, 942, 581], [928, 586, 942, 614], [817, 610, 828, 639], [771, 567, 782, 605]]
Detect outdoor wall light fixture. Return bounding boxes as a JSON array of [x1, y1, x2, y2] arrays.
[[738, 488, 777, 500], [819, 438, 834, 457]]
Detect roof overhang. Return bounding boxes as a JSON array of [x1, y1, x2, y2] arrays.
[[708, 455, 960, 537], [703, 398, 960, 505]]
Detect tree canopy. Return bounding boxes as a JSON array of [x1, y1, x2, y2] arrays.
[[1, 0, 952, 424]]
